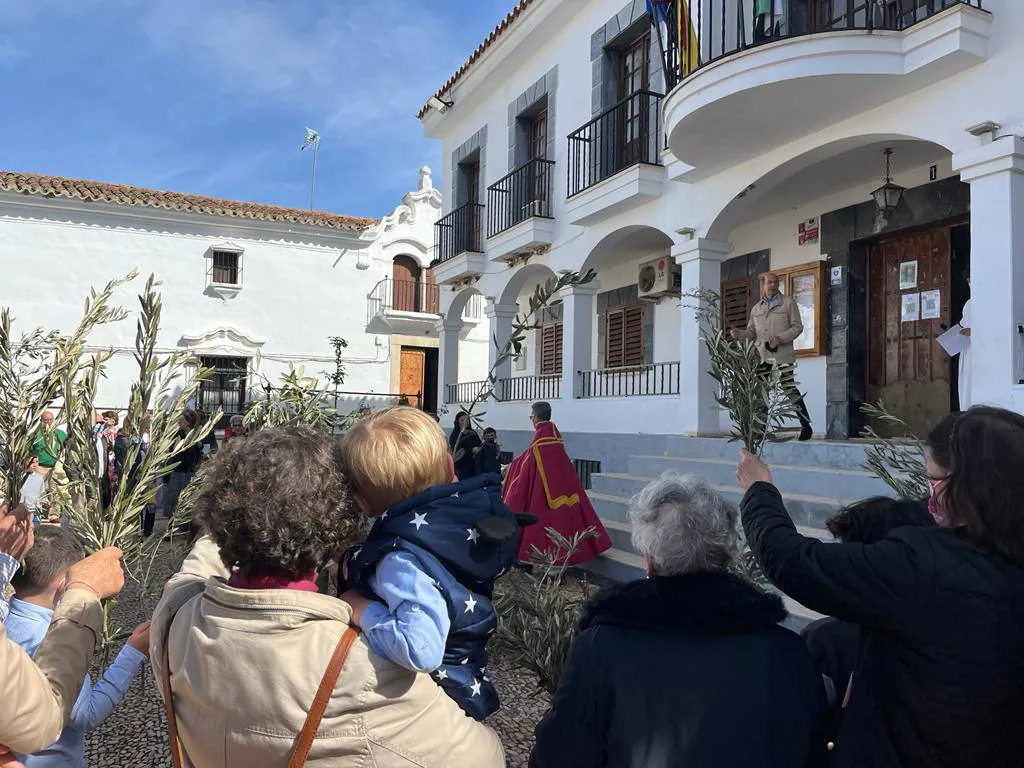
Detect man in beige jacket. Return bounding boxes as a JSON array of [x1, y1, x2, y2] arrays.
[[729, 271, 813, 440], [0, 503, 125, 759]]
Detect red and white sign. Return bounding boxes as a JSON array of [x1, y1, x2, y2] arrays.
[[798, 217, 820, 246]]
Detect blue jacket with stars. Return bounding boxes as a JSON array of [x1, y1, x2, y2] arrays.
[[344, 473, 520, 720]]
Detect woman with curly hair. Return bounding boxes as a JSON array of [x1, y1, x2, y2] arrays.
[[150, 426, 504, 768]]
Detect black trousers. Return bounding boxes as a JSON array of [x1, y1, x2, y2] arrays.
[[758, 362, 812, 430]]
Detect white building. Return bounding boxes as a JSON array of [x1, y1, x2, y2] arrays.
[[0, 166, 489, 424], [421, 0, 1016, 464]]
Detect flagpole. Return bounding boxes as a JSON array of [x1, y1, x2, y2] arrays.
[[309, 140, 318, 210]]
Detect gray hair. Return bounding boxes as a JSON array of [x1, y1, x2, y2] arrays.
[[628, 473, 739, 576], [230, 414, 244, 427]]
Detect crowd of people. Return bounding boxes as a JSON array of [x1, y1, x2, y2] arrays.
[[2, 401, 1024, 767]]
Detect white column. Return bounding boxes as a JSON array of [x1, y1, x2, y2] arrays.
[[485, 302, 519, 384], [673, 238, 734, 434], [436, 318, 462, 404], [953, 136, 1024, 410], [559, 280, 600, 399]]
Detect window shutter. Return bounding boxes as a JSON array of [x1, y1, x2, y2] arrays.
[[540, 322, 563, 375], [721, 277, 752, 333], [605, 303, 644, 368]]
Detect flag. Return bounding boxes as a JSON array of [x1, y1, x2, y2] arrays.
[[301, 127, 320, 151], [676, 0, 700, 77], [645, 0, 671, 23]]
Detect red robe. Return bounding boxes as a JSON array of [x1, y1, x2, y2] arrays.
[[503, 421, 612, 565]]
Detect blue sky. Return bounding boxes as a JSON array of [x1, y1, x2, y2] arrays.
[[0, 0, 512, 218]]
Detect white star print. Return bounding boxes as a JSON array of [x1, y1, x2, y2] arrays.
[[381, 510, 389, 520], [410, 512, 429, 530], [452, 491, 460, 499], [466, 528, 480, 544], [436, 668, 448, 680], [351, 547, 362, 562], [470, 679, 482, 697], [464, 596, 478, 613], [460, 658, 470, 665]]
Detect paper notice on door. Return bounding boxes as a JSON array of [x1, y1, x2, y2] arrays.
[[937, 324, 970, 357], [920, 289, 941, 320], [901, 293, 920, 323]]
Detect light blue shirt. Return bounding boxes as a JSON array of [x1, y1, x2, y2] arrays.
[[4, 597, 146, 768], [0, 551, 17, 623], [361, 551, 451, 673]]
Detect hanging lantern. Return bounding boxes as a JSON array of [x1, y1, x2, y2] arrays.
[[871, 148, 905, 218]]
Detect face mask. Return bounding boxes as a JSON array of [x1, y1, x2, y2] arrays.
[[928, 478, 949, 527]]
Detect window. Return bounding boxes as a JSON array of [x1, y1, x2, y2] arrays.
[[721, 277, 753, 333], [540, 322, 563, 376], [619, 32, 651, 99], [211, 250, 240, 285], [528, 109, 548, 161], [605, 302, 645, 368], [198, 356, 248, 429]]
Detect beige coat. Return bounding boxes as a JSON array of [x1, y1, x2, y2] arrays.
[[738, 293, 804, 364], [1, 589, 103, 754], [151, 537, 505, 768]]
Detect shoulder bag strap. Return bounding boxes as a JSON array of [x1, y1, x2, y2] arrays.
[[288, 627, 360, 768], [161, 607, 187, 768]]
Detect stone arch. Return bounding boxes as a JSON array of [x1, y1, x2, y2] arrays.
[[580, 224, 675, 275], [446, 286, 483, 322], [497, 262, 559, 307], [705, 133, 956, 242]]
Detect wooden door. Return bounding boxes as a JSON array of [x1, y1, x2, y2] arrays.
[[867, 227, 952, 437], [618, 33, 651, 168], [392, 256, 420, 312], [399, 348, 426, 408], [527, 110, 549, 205], [461, 162, 482, 252]]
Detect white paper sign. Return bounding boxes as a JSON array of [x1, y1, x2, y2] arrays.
[[920, 289, 941, 320], [901, 293, 920, 323], [899, 261, 919, 290], [938, 324, 970, 357]]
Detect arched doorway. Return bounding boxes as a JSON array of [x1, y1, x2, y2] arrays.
[[392, 254, 422, 312]]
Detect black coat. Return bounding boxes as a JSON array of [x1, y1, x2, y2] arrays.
[[450, 429, 482, 481], [475, 441, 501, 476], [530, 571, 826, 768], [742, 481, 1024, 768]]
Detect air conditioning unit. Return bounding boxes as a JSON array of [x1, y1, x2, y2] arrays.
[[637, 257, 681, 298]]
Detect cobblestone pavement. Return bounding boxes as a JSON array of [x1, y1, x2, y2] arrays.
[[84, 527, 551, 766]]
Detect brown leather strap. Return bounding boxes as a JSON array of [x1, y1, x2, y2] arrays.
[[161, 613, 187, 768], [288, 627, 360, 768]]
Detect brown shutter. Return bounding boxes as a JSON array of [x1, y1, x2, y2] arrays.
[[606, 302, 644, 368], [721, 277, 752, 333], [540, 322, 563, 375]]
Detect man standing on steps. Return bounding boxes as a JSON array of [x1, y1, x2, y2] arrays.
[[503, 401, 612, 565], [729, 272, 813, 441]]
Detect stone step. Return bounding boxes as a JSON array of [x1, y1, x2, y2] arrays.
[[662, 435, 876, 470], [578, 547, 825, 630], [626, 454, 892, 501], [591, 479, 848, 529]]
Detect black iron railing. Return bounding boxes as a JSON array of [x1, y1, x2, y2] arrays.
[[497, 374, 561, 402], [487, 158, 556, 237], [367, 278, 440, 320], [445, 380, 490, 405], [433, 202, 484, 265], [573, 458, 602, 490], [653, 0, 985, 90], [567, 90, 663, 198], [578, 361, 680, 398]]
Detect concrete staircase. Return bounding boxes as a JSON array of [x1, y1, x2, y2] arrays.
[[579, 436, 895, 624]]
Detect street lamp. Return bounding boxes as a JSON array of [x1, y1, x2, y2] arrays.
[[871, 148, 905, 219]]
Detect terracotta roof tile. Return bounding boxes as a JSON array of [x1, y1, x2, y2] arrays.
[[417, 0, 537, 119], [0, 171, 378, 232]]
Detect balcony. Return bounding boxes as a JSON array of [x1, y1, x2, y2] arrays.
[[366, 278, 441, 335], [432, 202, 486, 285], [486, 158, 556, 262], [662, 1, 991, 177], [497, 374, 561, 402], [565, 90, 665, 226], [445, 379, 491, 406], [578, 362, 680, 399]]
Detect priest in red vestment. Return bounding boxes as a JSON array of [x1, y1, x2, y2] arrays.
[[503, 401, 612, 565]]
